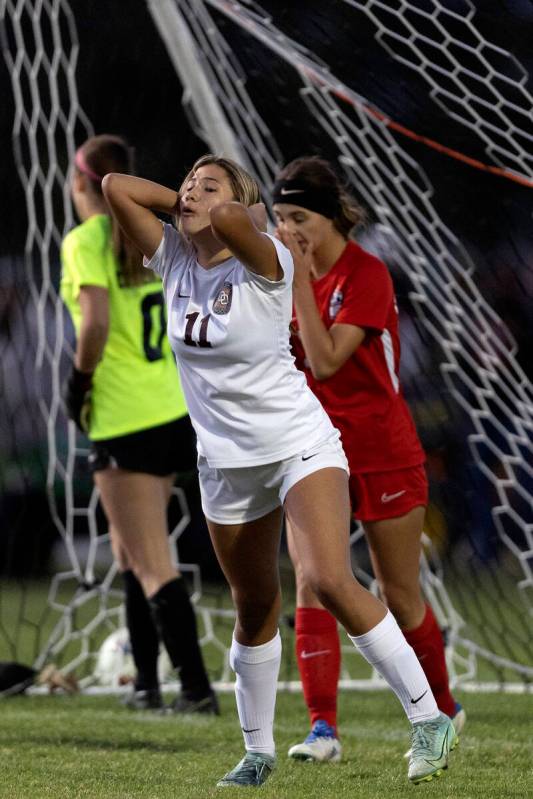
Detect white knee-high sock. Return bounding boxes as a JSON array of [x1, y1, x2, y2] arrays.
[[349, 611, 440, 723], [229, 631, 281, 756]]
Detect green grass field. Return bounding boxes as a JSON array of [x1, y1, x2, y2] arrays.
[[1, 690, 532, 799]]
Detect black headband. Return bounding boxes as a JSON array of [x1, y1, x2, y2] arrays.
[[271, 179, 341, 219]]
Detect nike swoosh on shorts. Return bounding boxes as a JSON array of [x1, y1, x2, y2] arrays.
[[380, 490, 406, 503]]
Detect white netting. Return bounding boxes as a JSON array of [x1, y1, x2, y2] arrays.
[[159, 0, 533, 683], [0, 0, 226, 686], [1, 0, 93, 670], [2, 0, 532, 689], [344, 0, 533, 179]]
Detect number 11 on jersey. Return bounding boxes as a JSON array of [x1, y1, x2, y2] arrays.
[[184, 312, 212, 348]]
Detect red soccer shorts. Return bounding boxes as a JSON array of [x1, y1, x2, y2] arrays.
[[349, 463, 428, 522]]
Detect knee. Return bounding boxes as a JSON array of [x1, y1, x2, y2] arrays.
[[294, 567, 322, 608], [378, 580, 423, 627], [304, 570, 349, 612]]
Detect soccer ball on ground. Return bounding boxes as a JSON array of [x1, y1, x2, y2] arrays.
[[94, 627, 173, 687]]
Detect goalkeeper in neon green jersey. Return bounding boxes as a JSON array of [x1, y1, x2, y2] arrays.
[[60, 134, 217, 714]]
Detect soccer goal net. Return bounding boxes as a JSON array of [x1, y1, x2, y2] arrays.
[[1, 0, 532, 692]]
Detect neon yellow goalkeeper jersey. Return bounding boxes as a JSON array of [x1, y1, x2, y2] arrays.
[[60, 214, 188, 440]]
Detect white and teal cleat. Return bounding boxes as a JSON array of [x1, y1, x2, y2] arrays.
[[404, 702, 465, 759], [217, 752, 276, 787], [288, 720, 342, 763], [408, 712, 458, 784]]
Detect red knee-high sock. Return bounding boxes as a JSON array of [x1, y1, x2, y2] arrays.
[[403, 604, 456, 717], [295, 607, 341, 733]]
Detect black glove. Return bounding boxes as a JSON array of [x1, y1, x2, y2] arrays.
[[64, 365, 93, 433]]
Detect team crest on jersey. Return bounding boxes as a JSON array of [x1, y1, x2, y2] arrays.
[[213, 281, 233, 315], [329, 286, 343, 319]]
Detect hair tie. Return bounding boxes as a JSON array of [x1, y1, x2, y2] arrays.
[[74, 149, 103, 183]]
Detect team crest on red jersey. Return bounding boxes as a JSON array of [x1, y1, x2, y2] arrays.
[[329, 286, 343, 319], [213, 281, 233, 315]]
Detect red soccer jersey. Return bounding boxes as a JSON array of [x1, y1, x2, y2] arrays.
[[291, 241, 425, 473]]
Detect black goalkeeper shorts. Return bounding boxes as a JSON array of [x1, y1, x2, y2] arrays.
[[88, 415, 197, 477]]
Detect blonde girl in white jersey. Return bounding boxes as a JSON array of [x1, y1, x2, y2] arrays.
[[103, 155, 456, 788]]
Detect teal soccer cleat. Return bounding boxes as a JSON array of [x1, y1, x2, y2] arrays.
[[217, 752, 276, 787], [404, 702, 465, 759], [408, 712, 458, 784]]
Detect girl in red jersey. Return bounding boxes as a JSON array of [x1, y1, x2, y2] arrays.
[[272, 156, 465, 763]]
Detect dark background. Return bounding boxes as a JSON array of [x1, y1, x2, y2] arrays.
[[2, 0, 533, 284]]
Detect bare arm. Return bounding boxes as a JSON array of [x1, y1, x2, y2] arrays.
[[102, 173, 179, 259], [293, 278, 365, 381], [282, 229, 365, 381], [75, 286, 110, 371], [210, 202, 282, 281]]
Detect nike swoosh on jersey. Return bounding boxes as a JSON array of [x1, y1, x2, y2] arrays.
[[301, 649, 331, 659], [280, 187, 305, 195], [380, 490, 407, 503]]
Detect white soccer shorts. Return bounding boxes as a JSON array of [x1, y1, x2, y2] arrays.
[[198, 430, 349, 525]]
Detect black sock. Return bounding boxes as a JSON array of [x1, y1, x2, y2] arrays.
[[122, 570, 160, 692], [149, 576, 211, 700]]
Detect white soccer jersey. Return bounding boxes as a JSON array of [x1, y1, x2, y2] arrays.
[[145, 223, 335, 468]]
